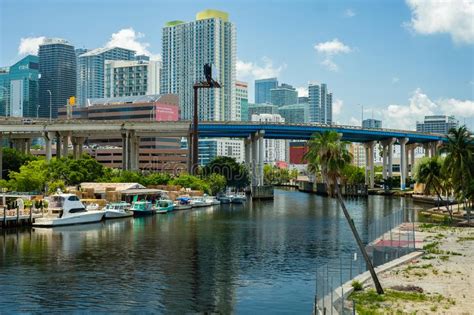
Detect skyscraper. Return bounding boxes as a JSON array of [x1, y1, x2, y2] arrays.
[[235, 81, 248, 121], [308, 83, 332, 124], [77, 47, 135, 106], [161, 9, 236, 121], [270, 83, 298, 106], [255, 78, 278, 104], [362, 119, 382, 129], [251, 113, 286, 162], [104, 59, 161, 98], [38, 38, 76, 118], [0, 55, 39, 117]]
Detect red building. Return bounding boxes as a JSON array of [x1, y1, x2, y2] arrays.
[[289, 141, 308, 164]]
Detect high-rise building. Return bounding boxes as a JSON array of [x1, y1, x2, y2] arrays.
[[247, 103, 278, 120], [308, 83, 332, 124], [235, 81, 248, 121], [255, 77, 278, 104], [362, 119, 382, 129], [181, 138, 244, 166], [161, 9, 236, 121], [251, 113, 286, 162], [104, 60, 161, 99], [77, 47, 135, 106], [278, 103, 309, 124], [38, 38, 76, 118], [298, 96, 309, 104], [270, 83, 298, 106], [416, 115, 458, 134], [0, 55, 39, 118]]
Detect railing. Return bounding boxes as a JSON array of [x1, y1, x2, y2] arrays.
[[314, 209, 416, 315]]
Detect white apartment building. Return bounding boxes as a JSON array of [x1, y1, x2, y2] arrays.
[[161, 9, 236, 121], [104, 60, 160, 98]]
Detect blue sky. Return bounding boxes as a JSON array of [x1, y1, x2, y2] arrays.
[[1, 0, 473, 130]]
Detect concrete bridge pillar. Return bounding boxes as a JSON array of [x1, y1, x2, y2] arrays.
[[399, 137, 409, 190], [55, 133, 62, 159], [25, 139, 31, 155], [381, 138, 395, 180], [44, 132, 53, 162], [423, 143, 430, 157], [61, 133, 70, 158], [72, 137, 85, 159], [363, 141, 375, 188], [127, 132, 140, 171], [244, 138, 252, 172], [258, 132, 265, 186], [251, 134, 258, 187], [408, 144, 417, 178]]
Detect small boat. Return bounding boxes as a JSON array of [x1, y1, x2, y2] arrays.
[[155, 199, 175, 214], [217, 195, 231, 204], [103, 202, 133, 219], [131, 200, 156, 216], [175, 197, 192, 210], [204, 196, 221, 206], [190, 197, 212, 208], [33, 193, 104, 227], [231, 193, 247, 204]]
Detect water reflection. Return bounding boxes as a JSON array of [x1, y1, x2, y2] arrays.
[[0, 189, 428, 313]]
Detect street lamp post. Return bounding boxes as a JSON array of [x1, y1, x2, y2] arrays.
[[46, 89, 52, 122], [191, 64, 221, 175]]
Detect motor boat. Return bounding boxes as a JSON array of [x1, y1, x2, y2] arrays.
[[190, 197, 212, 208], [174, 197, 192, 210], [103, 202, 133, 219], [33, 193, 105, 227], [131, 200, 156, 216], [217, 194, 232, 204], [231, 193, 247, 204], [155, 199, 175, 214], [204, 196, 221, 206]]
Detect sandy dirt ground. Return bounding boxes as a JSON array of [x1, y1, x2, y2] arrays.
[[367, 223, 474, 314]]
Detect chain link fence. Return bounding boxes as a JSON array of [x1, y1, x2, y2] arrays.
[[314, 209, 417, 315]]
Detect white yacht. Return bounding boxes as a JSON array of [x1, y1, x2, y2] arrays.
[[204, 196, 221, 206], [190, 197, 212, 208], [103, 202, 133, 219], [33, 194, 105, 227]]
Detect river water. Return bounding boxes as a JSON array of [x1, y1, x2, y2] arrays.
[[0, 189, 428, 313]]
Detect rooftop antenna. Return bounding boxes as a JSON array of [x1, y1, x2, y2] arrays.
[[361, 104, 364, 126]]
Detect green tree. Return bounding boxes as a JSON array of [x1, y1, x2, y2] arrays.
[[205, 173, 227, 195], [8, 159, 49, 192], [415, 156, 453, 220], [342, 164, 365, 185], [202, 156, 249, 189], [48, 154, 105, 185], [304, 131, 384, 295], [145, 172, 171, 186], [170, 174, 210, 193], [1, 148, 37, 178], [443, 126, 474, 223]]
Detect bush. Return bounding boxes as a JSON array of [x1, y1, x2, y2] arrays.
[[352, 280, 363, 291]]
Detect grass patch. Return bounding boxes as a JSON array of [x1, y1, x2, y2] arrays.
[[457, 236, 474, 242], [422, 255, 435, 260], [352, 280, 363, 291], [351, 289, 451, 314]]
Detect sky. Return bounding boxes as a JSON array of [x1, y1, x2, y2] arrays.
[[1, 0, 473, 130]]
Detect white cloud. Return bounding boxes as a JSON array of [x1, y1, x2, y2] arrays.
[[314, 39, 352, 55], [381, 88, 474, 130], [18, 36, 45, 56], [314, 39, 352, 71], [321, 58, 339, 72], [344, 9, 356, 17], [405, 0, 474, 44], [438, 98, 474, 117], [105, 28, 160, 60], [333, 99, 343, 116], [296, 86, 308, 98], [236, 57, 285, 80], [392, 77, 400, 84]]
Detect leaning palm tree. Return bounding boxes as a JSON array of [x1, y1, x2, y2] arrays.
[[443, 126, 474, 224], [304, 131, 384, 295], [415, 156, 453, 221]]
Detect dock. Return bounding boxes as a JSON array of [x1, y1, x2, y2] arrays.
[[1, 208, 42, 228]]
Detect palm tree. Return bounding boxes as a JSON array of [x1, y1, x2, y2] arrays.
[[415, 156, 453, 221], [304, 131, 384, 295], [443, 126, 474, 224]]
